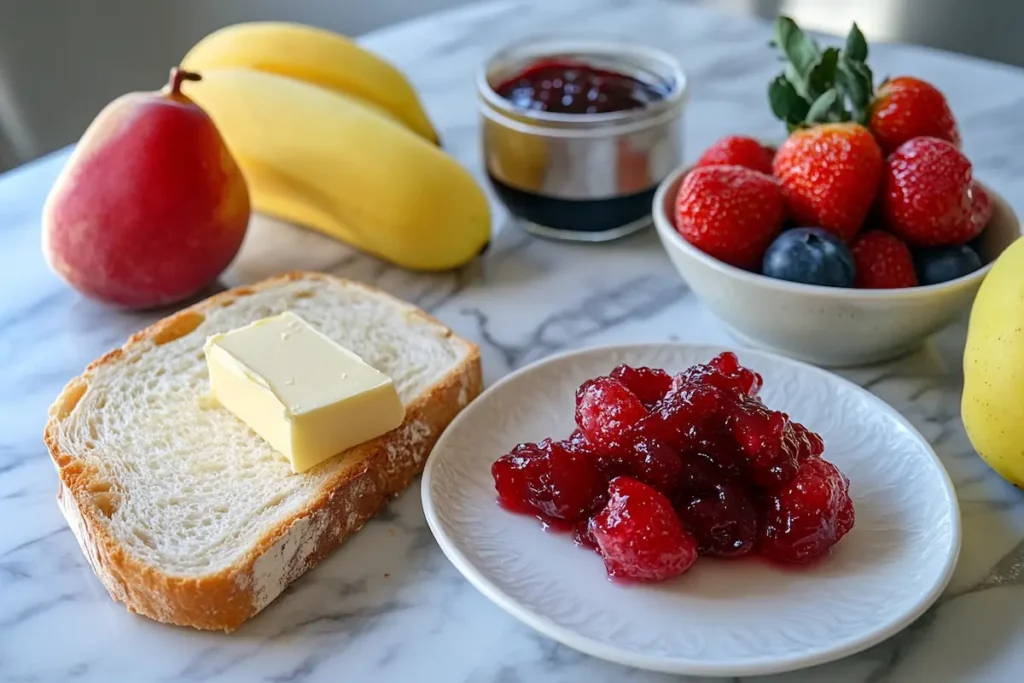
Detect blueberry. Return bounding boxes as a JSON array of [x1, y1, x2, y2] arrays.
[[913, 245, 982, 285], [762, 228, 855, 287]]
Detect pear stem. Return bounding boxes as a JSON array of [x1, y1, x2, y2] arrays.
[[168, 67, 201, 96]]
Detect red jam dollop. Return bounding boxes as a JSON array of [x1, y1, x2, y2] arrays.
[[490, 353, 856, 582], [494, 59, 668, 115]]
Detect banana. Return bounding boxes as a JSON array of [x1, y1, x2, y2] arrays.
[[181, 22, 440, 145], [182, 69, 490, 271]]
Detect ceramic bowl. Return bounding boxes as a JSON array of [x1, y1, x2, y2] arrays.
[[652, 166, 1021, 367]]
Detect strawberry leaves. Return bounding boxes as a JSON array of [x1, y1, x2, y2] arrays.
[[844, 22, 868, 62], [773, 16, 820, 82], [806, 90, 840, 124], [838, 57, 874, 123], [769, 75, 810, 125], [768, 16, 875, 130], [807, 47, 840, 100]]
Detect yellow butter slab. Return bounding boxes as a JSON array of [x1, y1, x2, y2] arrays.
[[203, 311, 405, 473]]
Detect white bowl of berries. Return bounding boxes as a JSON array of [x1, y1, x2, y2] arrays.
[[652, 19, 1021, 367]]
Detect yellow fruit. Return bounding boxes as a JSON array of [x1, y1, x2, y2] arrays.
[[183, 69, 490, 271], [181, 22, 440, 144], [963, 236, 1024, 486]]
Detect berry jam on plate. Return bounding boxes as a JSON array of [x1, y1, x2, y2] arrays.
[[421, 343, 960, 676], [491, 352, 854, 581]]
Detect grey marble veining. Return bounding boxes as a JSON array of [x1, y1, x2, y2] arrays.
[[3, 0, 1024, 681]]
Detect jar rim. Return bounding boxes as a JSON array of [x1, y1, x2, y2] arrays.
[[476, 34, 689, 130]]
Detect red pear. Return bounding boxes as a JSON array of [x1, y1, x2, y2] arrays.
[[43, 67, 250, 309]]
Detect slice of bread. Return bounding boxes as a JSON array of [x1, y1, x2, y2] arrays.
[[44, 272, 481, 631]]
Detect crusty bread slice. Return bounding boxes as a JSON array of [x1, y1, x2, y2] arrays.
[[44, 272, 481, 631]]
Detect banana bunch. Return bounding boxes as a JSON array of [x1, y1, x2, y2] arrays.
[[180, 22, 490, 271]]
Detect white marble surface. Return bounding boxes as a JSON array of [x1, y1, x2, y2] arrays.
[[2, 1, 1024, 681]]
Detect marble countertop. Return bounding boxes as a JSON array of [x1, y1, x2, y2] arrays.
[[4, 1, 1024, 681]]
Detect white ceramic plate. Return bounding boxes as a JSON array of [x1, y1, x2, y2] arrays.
[[422, 344, 960, 677]]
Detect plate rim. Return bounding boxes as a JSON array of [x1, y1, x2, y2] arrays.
[[421, 342, 963, 677]]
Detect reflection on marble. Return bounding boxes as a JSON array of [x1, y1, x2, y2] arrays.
[[2, 0, 1024, 681]]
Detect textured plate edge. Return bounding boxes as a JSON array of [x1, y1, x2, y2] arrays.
[[421, 342, 963, 677]]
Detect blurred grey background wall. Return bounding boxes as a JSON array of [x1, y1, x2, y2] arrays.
[[1, 0, 1023, 172]]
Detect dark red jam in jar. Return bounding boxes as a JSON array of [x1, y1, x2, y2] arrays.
[[480, 42, 685, 242], [493, 59, 670, 115]]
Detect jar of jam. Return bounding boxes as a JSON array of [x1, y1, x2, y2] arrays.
[[478, 37, 687, 241]]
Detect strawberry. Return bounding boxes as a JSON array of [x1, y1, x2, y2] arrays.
[[674, 166, 785, 270], [880, 137, 974, 246], [851, 231, 917, 288], [589, 476, 699, 581], [772, 123, 883, 243], [695, 136, 774, 175], [969, 182, 993, 236], [869, 77, 960, 155]]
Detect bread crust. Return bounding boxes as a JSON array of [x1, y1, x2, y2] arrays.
[[44, 271, 482, 631]]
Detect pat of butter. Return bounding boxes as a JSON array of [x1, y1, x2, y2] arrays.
[[203, 311, 405, 473]]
